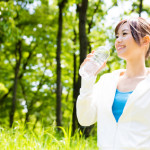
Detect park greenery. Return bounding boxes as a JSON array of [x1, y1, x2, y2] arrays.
[[0, 0, 150, 149]]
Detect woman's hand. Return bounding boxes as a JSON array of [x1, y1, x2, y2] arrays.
[[95, 60, 106, 75], [80, 50, 95, 68], [80, 50, 107, 76]]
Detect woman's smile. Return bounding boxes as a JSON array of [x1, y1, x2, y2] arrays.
[[116, 45, 126, 51]]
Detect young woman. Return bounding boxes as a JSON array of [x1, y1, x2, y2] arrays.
[[76, 17, 150, 150]]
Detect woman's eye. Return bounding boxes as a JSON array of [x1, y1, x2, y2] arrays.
[[123, 32, 127, 35], [115, 35, 119, 38]]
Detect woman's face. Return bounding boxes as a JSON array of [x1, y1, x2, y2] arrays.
[[115, 22, 144, 60]]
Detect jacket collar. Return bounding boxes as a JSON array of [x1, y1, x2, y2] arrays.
[[111, 69, 150, 119]]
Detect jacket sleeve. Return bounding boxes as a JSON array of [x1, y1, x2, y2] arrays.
[[76, 75, 104, 126]]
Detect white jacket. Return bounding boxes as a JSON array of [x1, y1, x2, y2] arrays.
[[76, 69, 150, 150]]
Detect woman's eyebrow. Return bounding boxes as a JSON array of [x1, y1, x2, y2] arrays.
[[116, 29, 129, 35], [122, 29, 129, 32]]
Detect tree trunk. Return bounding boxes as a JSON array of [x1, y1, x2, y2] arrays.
[[139, 0, 143, 17], [10, 40, 22, 128], [82, 0, 101, 136], [72, 29, 78, 134], [79, 0, 88, 65], [56, 0, 67, 127], [72, 0, 88, 135], [56, 5, 62, 127], [87, 0, 101, 53]]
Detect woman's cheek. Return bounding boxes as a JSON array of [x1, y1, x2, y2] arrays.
[[125, 35, 133, 41]]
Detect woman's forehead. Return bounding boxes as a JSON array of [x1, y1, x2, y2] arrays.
[[117, 22, 130, 33]]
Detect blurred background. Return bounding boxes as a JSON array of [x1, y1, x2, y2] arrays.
[[0, 0, 150, 136]]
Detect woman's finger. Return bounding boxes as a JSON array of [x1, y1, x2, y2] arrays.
[[87, 53, 94, 58], [91, 50, 95, 54], [95, 61, 107, 75], [80, 58, 91, 67], [80, 51, 95, 68]]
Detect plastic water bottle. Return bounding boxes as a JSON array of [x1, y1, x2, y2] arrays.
[[79, 46, 110, 78]]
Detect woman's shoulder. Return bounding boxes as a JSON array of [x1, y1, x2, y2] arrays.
[[102, 69, 125, 77], [99, 69, 124, 82], [112, 68, 126, 74]]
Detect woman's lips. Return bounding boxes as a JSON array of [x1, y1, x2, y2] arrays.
[[117, 45, 126, 51]]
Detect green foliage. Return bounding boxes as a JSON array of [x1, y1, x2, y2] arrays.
[[0, 123, 98, 149], [0, 83, 8, 98], [0, 0, 150, 135]]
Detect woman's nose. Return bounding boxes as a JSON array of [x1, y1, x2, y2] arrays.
[[116, 36, 123, 43]]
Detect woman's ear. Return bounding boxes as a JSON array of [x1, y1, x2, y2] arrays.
[[142, 35, 150, 45]]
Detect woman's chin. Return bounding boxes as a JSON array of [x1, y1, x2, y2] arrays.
[[117, 52, 127, 59]]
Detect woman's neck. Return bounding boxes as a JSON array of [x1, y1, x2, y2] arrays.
[[124, 58, 147, 78]]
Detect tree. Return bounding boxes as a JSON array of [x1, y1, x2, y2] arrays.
[[10, 40, 22, 127], [139, 0, 143, 17], [72, 0, 89, 135], [56, 0, 68, 127]]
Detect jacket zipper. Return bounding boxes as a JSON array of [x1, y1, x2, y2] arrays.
[[113, 122, 119, 150]]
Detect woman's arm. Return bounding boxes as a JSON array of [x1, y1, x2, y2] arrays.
[[76, 76, 103, 126], [76, 50, 106, 126]]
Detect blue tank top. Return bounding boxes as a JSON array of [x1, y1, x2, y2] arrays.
[[112, 89, 133, 122]]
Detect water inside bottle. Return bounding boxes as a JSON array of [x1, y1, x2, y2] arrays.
[[79, 60, 100, 78], [79, 45, 110, 78]]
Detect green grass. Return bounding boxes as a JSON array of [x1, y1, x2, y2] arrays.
[[0, 123, 98, 150]]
